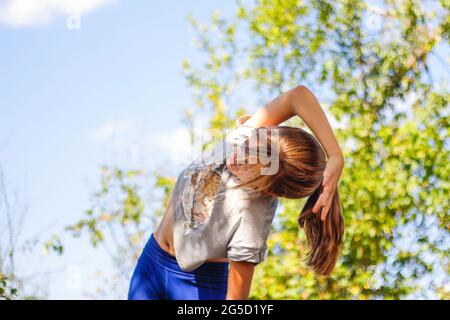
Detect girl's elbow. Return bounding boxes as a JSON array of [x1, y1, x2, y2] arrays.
[[293, 84, 312, 95], [287, 85, 311, 112]]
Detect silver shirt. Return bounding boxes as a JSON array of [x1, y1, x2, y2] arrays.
[[170, 124, 279, 272]]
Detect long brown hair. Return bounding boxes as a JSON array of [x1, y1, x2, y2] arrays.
[[230, 126, 344, 276]]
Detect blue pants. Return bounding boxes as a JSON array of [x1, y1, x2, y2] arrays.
[[128, 233, 229, 300]]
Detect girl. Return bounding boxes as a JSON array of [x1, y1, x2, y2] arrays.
[[128, 85, 345, 300]]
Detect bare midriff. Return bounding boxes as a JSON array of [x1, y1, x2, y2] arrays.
[[153, 196, 229, 263]]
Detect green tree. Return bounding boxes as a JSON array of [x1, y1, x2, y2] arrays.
[[181, 0, 449, 299], [61, 167, 173, 297]]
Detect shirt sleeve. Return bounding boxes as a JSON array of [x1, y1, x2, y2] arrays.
[[227, 197, 279, 265]]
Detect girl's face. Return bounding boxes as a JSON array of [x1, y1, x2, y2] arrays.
[[225, 139, 263, 186]]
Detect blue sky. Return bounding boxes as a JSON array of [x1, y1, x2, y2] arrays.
[[0, 0, 241, 299], [1, 1, 448, 299]]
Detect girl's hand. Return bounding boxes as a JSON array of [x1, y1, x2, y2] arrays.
[[312, 155, 344, 221]]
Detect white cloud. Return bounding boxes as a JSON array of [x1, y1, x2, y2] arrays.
[[0, 0, 116, 27]]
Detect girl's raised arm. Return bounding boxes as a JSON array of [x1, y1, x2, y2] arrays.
[[242, 85, 344, 221]]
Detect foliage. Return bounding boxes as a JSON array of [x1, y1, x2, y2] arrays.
[[59, 167, 174, 297], [182, 0, 450, 299], [0, 166, 50, 300], [0, 272, 17, 300]]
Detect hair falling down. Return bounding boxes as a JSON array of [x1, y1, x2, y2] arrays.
[[298, 184, 344, 276]]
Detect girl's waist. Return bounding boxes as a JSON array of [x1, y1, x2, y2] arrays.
[[144, 233, 229, 275]]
